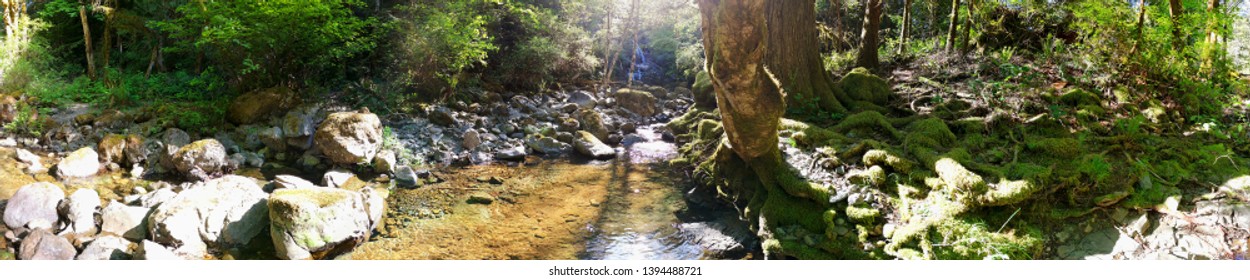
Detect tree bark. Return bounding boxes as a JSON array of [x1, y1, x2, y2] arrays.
[[79, 4, 96, 80], [1131, 0, 1148, 55], [827, 0, 845, 51], [945, 0, 960, 53], [898, 0, 912, 55], [1168, 0, 1183, 49], [767, 0, 846, 113], [698, 0, 783, 163], [856, 0, 883, 69], [626, 0, 640, 87], [961, 0, 976, 53]]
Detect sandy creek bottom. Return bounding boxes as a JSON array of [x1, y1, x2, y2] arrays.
[[350, 125, 751, 260]]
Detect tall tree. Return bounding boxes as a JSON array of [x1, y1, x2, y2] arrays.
[[767, 0, 847, 112], [945, 0, 960, 53], [856, 0, 883, 69], [827, 0, 845, 51], [1131, 0, 1149, 55], [1168, 0, 1183, 49], [698, 0, 783, 164], [897, 0, 913, 55], [78, 1, 96, 80]]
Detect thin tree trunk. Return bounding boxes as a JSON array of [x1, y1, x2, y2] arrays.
[[1207, 0, 1221, 45], [856, 0, 883, 69], [946, 0, 961, 53], [79, 4, 96, 80], [898, 0, 912, 55], [599, 5, 614, 93], [1131, 0, 1148, 55], [101, 3, 113, 72], [828, 0, 845, 51], [1168, 0, 1184, 49], [626, 0, 640, 88], [961, 0, 976, 53]]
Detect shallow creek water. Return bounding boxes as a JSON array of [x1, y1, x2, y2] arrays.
[[351, 124, 740, 260]]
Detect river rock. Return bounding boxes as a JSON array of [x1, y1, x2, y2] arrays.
[[274, 175, 319, 190], [394, 166, 419, 189], [147, 175, 269, 259], [3, 182, 64, 230], [101, 203, 151, 241], [172, 139, 229, 181], [372, 150, 396, 174], [268, 188, 372, 260], [282, 106, 321, 150], [462, 129, 481, 150], [526, 136, 572, 155], [314, 110, 383, 165], [691, 71, 717, 109], [162, 128, 191, 147], [615, 88, 658, 117], [323, 169, 354, 189], [361, 187, 386, 231], [18, 229, 76, 260], [57, 147, 101, 179], [260, 126, 287, 152], [567, 90, 597, 109], [429, 107, 458, 127], [76, 235, 133, 260], [573, 131, 615, 159], [227, 86, 296, 125], [98, 134, 127, 165], [136, 240, 182, 260], [576, 109, 611, 141], [14, 148, 44, 173], [495, 146, 527, 161], [62, 188, 101, 235]]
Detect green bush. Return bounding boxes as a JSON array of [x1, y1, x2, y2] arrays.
[[152, 0, 377, 90], [385, 0, 497, 99]]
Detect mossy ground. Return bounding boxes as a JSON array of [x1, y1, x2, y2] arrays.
[[668, 65, 1250, 259]]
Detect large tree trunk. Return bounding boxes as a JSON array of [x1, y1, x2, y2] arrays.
[[698, 0, 782, 163], [897, 0, 912, 55], [79, 4, 96, 80], [945, 0, 961, 53], [767, 0, 847, 113], [856, 0, 883, 69]]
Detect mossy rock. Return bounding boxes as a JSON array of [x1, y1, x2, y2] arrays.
[[227, 86, 297, 125], [839, 67, 895, 106], [845, 204, 881, 225], [614, 88, 659, 117], [862, 149, 913, 173], [692, 71, 717, 109]]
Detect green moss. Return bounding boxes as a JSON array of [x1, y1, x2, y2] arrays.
[[839, 67, 894, 106], [1025, 137, 1081, 159], [781, 119, 850, 146], [905, 118, 957, 148], [862, 149, 913, 173], [1059, 88, 1100, 106], [934, 158, 988, 197], [834, 111, 902, 139], [848, 165, 887, 187], [666, 107, 719, 135], [980, 179, 1040, 206], [846, 204, 881, 224], [930, 218, 1043, 260], [691, 71, 717, 109], [695, 119, 723, 140]]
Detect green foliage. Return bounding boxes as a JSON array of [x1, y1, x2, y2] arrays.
[[2, 102, 45, 136], [152, 0, 377, 89], [385, 0, 497, 98]]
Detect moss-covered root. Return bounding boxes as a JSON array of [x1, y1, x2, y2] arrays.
[[933, 158, 988, 198], [862, 149, 914, 173], [780, 118, 851, 146], [980, 180, 1041, 206], [833, 111, 903, 140], [667, 107, 720, 135]]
